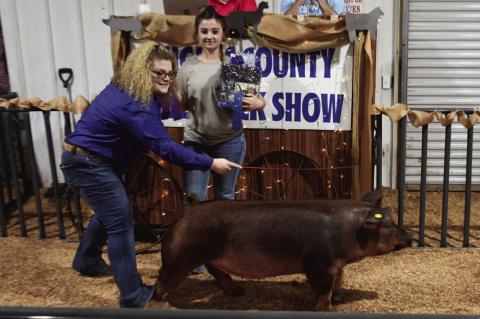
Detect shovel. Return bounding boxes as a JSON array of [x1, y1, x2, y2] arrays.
[[58, 68, 76, 133], [58, 67, 83, 237]]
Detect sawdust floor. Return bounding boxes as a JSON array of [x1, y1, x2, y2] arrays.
[[1, 188, 480, 314]]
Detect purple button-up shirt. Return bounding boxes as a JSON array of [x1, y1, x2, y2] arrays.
[[66, 83, 213, 170]]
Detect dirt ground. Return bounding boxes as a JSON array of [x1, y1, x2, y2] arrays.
[[1, 188, 480, 314]]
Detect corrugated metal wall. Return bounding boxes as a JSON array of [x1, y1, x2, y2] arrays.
[[404, 0, 480, 186]]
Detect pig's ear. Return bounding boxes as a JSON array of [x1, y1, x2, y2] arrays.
[[183, 193, 200, 205], [360, 189, 383, 207], [362, 210, 384, 230], [363, 208, 393, 230]]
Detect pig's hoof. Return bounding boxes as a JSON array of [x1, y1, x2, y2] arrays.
[[224, 285, 246, 297], [315, 299, 332, 312]]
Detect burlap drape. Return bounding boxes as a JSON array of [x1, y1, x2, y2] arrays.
[[110, 13, 349, 72], [372, 104, 480, 129], [0, 95, 90, 113], [249, 15, 348, 52], [351, 32, 375, 199]]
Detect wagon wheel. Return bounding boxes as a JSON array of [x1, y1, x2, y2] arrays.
[[237, 150, 338, 200], [125, 153, 184, 254]]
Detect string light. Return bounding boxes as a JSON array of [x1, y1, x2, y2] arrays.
[[136, 135, 356, 207]]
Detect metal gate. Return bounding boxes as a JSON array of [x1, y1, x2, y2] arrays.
[[402, 0, 480, 188]]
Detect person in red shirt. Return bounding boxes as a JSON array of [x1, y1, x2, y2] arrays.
[[208, 0, 258, 16]]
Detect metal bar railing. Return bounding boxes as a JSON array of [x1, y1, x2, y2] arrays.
[[0, 184, 5, 237], [13, 113, 29, 196], [42, 111, 66, 239], [0, 107, 88, 240], [0, 108, 88, 239], [23, 113, 46, 239], [396, 108, 478, 247], [0, 113, 13, 204], [3, 112, 27, 236], [0, 113, 7, 237], [462, 126, 473, 247], [440, 122, 451, 247], [418, 124, 428, 247], [397, 116, 407, 227], [374, 114, 382, 190], [0, 307, 479, 319]]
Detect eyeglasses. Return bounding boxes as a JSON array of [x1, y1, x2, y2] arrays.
[[150, 69, 176, 80]]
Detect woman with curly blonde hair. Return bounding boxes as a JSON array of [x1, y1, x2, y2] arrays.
[[112, 42, 178, 105], [60, 41, 240, 308]]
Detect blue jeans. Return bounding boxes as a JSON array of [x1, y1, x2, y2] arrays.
[[184, 133, 246, 201], [60, 150, 153, 308]]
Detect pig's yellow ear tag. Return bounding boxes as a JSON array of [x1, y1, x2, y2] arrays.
[[374, 213, 383, 219]]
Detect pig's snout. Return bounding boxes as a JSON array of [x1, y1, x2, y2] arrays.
[[394, 228, 413, 251]]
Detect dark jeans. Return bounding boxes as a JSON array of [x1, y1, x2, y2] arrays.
[[60, 150, 153, 308], [184, 133, 246, 201]]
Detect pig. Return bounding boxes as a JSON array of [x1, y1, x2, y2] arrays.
[[153, 190, 412, 310]]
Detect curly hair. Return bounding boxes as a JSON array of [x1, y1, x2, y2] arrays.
[[112, 41, 178, 105]]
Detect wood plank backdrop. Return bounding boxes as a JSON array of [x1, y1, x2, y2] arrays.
[[123, 32, 375, 226], [125, 128, 352, 225]]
